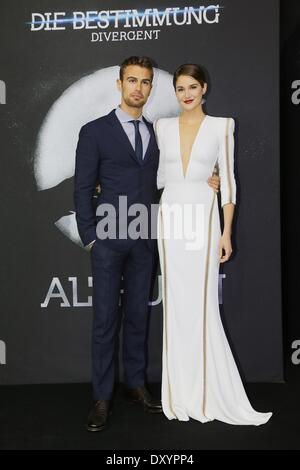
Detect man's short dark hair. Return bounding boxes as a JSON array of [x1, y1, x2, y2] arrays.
[[119, 56, 154, 82]]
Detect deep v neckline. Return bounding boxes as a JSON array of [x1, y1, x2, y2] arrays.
[[177, 115, 207, 180]]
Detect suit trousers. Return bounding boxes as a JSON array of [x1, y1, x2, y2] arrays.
[[90, 238, 156, 400]]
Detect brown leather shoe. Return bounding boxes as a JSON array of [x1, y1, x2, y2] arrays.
[[125, 386, 162, 413], [86, 399, 110, 432]]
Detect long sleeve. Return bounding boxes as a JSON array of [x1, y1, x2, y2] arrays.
[[74, 124, 100, 246], [217, 117, 236, 207], [154, 119, 165, 190]]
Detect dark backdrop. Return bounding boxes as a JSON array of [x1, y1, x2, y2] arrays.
[[281, 0, 300, 377], [0, 0, 283, 384]]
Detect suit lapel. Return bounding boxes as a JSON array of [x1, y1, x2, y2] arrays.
[[105, 110, 142, 166], [142, 118, 156, 164]]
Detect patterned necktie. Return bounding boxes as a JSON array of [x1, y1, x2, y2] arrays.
[[130, 120, 143, 161]]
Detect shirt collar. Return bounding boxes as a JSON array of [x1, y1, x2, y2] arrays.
[[115, 106, 144, 123]]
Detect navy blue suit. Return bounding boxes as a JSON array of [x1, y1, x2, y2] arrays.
[[74, 110, 159, 400]]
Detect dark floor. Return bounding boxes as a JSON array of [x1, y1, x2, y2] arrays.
[[0, 376, 299, 450]]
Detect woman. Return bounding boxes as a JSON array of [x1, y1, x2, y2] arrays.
[[155, 64, 272, 425]]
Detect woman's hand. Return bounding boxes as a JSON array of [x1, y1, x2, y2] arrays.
[[207, 174, 220, 193], [219, 233, 232, 263]]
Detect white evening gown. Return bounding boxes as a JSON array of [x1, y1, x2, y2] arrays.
[[155, 115, 272, 426]]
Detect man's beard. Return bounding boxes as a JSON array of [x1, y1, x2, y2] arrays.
[[124, 96, 146, 109]]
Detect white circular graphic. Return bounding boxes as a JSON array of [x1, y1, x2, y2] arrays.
[[34, 66, 180, 247]]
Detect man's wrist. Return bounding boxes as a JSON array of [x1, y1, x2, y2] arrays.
[[86, 239, 96, 251]]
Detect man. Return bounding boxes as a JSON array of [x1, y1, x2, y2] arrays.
[[74, 56, 220, 432]]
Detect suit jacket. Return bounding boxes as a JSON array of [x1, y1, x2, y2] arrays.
[[74, 109, 160, 249]]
